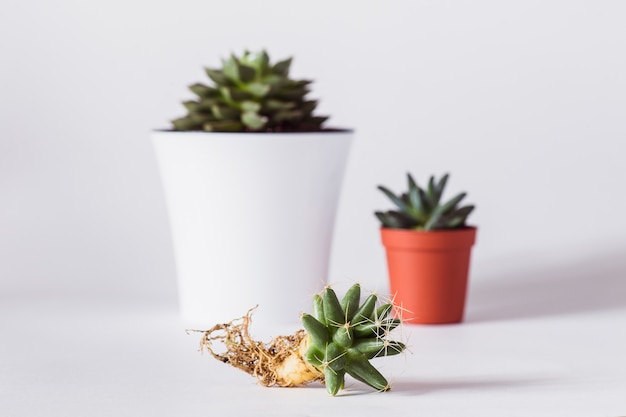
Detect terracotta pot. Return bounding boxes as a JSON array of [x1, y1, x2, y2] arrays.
[[380, 227, 477, 324]]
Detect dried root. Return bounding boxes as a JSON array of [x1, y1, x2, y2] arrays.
[[191, 307, 323, 387]]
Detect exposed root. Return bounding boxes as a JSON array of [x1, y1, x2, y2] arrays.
[[191, 307, 323, 387]]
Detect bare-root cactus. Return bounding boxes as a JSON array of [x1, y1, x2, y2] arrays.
[[194, 284, 406, 396]]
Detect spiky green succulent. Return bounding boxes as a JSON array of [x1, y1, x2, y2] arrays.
[[301, 284, 406, 396], [375, 173, 474, 230], [171, 50, 328, 132]]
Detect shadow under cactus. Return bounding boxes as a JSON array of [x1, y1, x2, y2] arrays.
[[391, 376, 556, 396]]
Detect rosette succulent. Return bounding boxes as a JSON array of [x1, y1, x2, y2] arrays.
[[171, 50, 328, 132], [375, 173, 474, 230]]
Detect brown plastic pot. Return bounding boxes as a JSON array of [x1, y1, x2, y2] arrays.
[[380, 227, 477, 324]]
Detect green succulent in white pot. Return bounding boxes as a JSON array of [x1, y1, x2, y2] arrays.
[[152, 50, 353, 328], [171, 50, 329, 132]]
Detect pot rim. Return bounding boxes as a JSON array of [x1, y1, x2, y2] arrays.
[[380, 225, 477, 234], [380, 226, 477, 250], [151, 128, 354, 134]]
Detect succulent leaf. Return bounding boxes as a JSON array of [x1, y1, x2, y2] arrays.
[[272, 57, 292, 76], [237, 63, 256, 83], [376, 173, 474, 230], [301, 313, 330, 347], [377, 186, 411, 213], [376, 303, 393, 321], [241, 111, 267, 130], [340, 283, 361, 321], [322, 287, 345, 326], [204, 68, 228, 85], [353, 294, 377, 324], [313, 294, 326, 325], [332, 325, 353, 348], [345, 352, 389, 391], [325, 343, 346, 371], [305, 345, 324, 367], [372, 341, 406, 358], [324, 368, 344, 396]]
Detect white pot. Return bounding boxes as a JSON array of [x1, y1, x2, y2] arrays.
[[152, 130, 353, 328]]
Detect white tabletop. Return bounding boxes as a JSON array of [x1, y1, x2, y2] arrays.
[[2, 284, 625, 417]]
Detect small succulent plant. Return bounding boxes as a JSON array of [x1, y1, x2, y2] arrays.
[[375, 173, 474, 230], [301, 284, 406, 395], [171, 50, 328, 132]]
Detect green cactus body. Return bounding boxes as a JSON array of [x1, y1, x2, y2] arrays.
[[301, 284, 406, 395], [171, 50, 328, 132], [375, 173, 475, 231]]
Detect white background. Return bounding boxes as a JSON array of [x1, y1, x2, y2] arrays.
[[3, 3, 626, 416], [2, 0, 626, 308]]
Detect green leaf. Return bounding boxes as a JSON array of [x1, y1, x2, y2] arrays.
[[202, 120, 243, 132], [204, 68, 228, 85], [263, 74, 285, 87], [346, 353, 389, 391], [407, 174, 426, 220], [240, 100, 261, 113], [219, 86, 233, 104], [353, 294, 377, 324], [257, 50, 270, 75], [340, 284, 361, 322], [246, 82, 271, 98], [305, 345, 324, 367], [424, 192, 466, 230], [182, 100, 200, 112], [301, 313, 330, 347], [189, 83, 217, 97], [376, 318, 402, 337], [376, 303, 393, 321], [274, 110, 303, 122], [372, 341, 406, 358], [352, 338, 386, 357], [196, 98, 220, 111], [306, 116, 329, 127], [325, 342, 346, 372], [300, 100, 318, 115], [374, 211, 416, 229], [189, 112, 215, 124], [353, 322, 379, 338], [446, 205, 475, 228], [210, 104, 239, 120], [435, 173, 450, 203], [322, 287, 345, 326], [324, 368, 344, 396], [332, 324, 353, 348], [171, 117, 201, 131], [264, 99, 295, 110], [237, 63, 256, 83], [427, 175, 437, 205], [377, 186, 411, 213], [222, 55, 240, 82], [442, 192, 466, 214], [241, 111, 267, 130], [275, 87, 308, 100], [272, 57, 292, 76], [313, 294, 326, 325]]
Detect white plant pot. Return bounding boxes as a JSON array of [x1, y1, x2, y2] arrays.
[[152, 130, 353, 328]]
